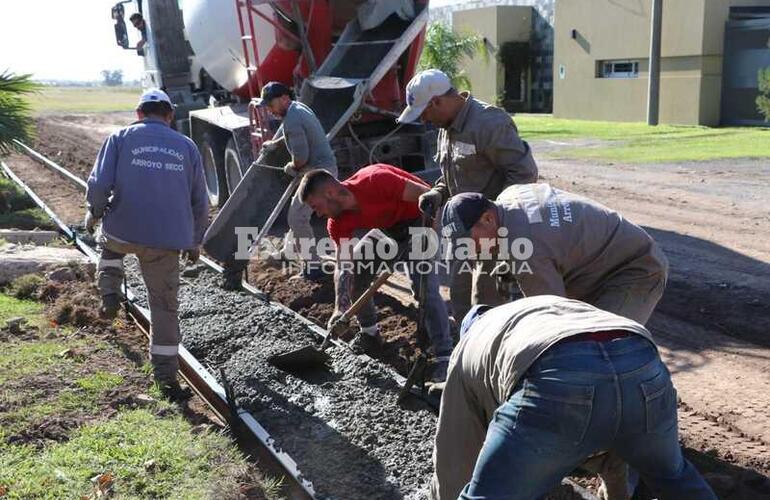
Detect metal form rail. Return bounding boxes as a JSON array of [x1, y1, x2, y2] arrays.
[[3, 143, 597, 500], [0, 151, 315, 500]]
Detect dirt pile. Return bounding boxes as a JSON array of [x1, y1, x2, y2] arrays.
[[33, 112, 133, 180]]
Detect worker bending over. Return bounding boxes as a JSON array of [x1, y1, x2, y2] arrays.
[[298, 165, 453, 382], [441, 183, 668, 324], [398, 69, 539, 321], [432, 296, 716, 499], [260, 82, 337, 280], [85, 89, 208, 398]]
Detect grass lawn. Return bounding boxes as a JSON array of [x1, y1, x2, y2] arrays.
[[24, 86, 141, 115], [0, 288, 281, 499], [514, 114, 770, 163]]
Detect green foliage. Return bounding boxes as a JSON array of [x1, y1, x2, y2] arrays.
[[9, 274, 45, 301], [0, 294, 43, 325], [24, 86, 141, 114], [757, 65, 770, 122], [0, 409, 253, 499], [0, 178, 36, 214], [100, 69, 124, 87], [0, 208, 55, 230], [418, 22, 487, 91], [516, 114, 770, 163], [0, 71, 40, 154]]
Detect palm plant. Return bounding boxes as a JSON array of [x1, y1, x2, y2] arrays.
[[418, 22, 487, 91], [0, 71, 39, 154]]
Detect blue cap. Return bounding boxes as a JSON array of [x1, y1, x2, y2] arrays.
[[459, 304, 493, 338], [441, 192, 493, 240]]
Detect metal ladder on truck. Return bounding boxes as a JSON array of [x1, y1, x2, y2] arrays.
[[203, 1, 429, 264]]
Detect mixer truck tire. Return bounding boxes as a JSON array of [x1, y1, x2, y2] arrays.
[[224, 138, 244, 196], [200, 132, 229, 208]]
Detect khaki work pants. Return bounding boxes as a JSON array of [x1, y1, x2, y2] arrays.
[[97, 235, 181, 384], [449, 260, 508, 322]]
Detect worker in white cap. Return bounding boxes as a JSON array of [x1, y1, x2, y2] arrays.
[[85, 88, 209, 399], [398, 69, 539, 323]]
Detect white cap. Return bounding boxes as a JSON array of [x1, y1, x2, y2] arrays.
[[397, 69, 452, 123], [137, 88, 173, 107]]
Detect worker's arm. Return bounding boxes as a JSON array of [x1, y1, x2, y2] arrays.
[[86, 134, 119, 217], [283, 116, 309, 169], [514, 257, 567, 298], [189, 146, 210, 246], [431, 361, 488, 499], [332, 238, 356, 319], [481, 114, 538, 185], [431, 129, 451, 204], [402, 179, 430, 203]]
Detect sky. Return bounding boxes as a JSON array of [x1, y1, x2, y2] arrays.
[[0, 0, 463, 82], [1, 0, 146, 82]]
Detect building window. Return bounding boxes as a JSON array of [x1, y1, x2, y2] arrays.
[[598, 60, 639, 79]]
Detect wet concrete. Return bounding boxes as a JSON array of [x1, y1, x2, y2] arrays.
[[127, 261, 435, 499], [126, 260, 591, 500]]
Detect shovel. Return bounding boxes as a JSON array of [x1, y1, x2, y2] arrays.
[[268, 271, 393, 371]]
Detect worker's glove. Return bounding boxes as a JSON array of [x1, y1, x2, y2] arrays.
[[418, 189, 443, 217], [283, 161, 301, 178], [491, 262, 518, 300], [327, 310, 351, 339], [84, 210, 100, 235], [182, 247, 201, 265]]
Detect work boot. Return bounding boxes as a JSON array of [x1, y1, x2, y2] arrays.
[[99, 294, 121, 319], [349, 325, 383, 356], [221, 269, 243, 291]]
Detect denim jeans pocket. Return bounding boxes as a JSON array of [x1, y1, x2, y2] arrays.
[[509, 378, 595, 450], [640, 369, 677, 434]]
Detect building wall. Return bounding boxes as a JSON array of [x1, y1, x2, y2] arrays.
[[453, 6, 532, 105], [433, 0, 555, 111], [553, 0, 770, 125]]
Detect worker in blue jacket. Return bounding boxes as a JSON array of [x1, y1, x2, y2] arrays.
[[85, 88, 209, 398]]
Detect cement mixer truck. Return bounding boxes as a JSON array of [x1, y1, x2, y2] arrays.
[[110, 0, 434, 271]]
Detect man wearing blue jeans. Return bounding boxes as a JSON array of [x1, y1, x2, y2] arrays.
[[431, 296, 715, 500]]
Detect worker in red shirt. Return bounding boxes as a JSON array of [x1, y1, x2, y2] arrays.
[[298, 165, 453, 382]]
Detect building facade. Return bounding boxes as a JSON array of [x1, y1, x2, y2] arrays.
[[430, 0, 555, 112], [553, 0, 770, 126]]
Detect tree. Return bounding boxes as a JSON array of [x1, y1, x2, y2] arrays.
[[757, 39, 770, 122], [418, 22, 487, 91], [0, 71, 39, 154], [101, 69, 124, 87]]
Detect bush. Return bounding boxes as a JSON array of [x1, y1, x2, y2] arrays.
[[0, 178, 37, 214], [0, 207, 55, 230], [758, 66, 770, 122], [10, 274, 45, 300]]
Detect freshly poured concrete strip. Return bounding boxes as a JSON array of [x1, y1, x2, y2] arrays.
[[126, 260, 591, 500]]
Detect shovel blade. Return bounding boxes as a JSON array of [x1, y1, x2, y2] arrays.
[[268, 345, 331, 372]]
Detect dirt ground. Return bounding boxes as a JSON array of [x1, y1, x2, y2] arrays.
[[4, 113, 770, 498], [0, 274, 273, 498]]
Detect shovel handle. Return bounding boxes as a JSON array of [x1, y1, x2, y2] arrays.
[[249, 175, 302, 253], [322, 271, 393, 349], [341, 271, 392, 322]]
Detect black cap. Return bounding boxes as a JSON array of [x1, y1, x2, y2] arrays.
[[441, 192, 493, 240], [260, 81, 291, 103]]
